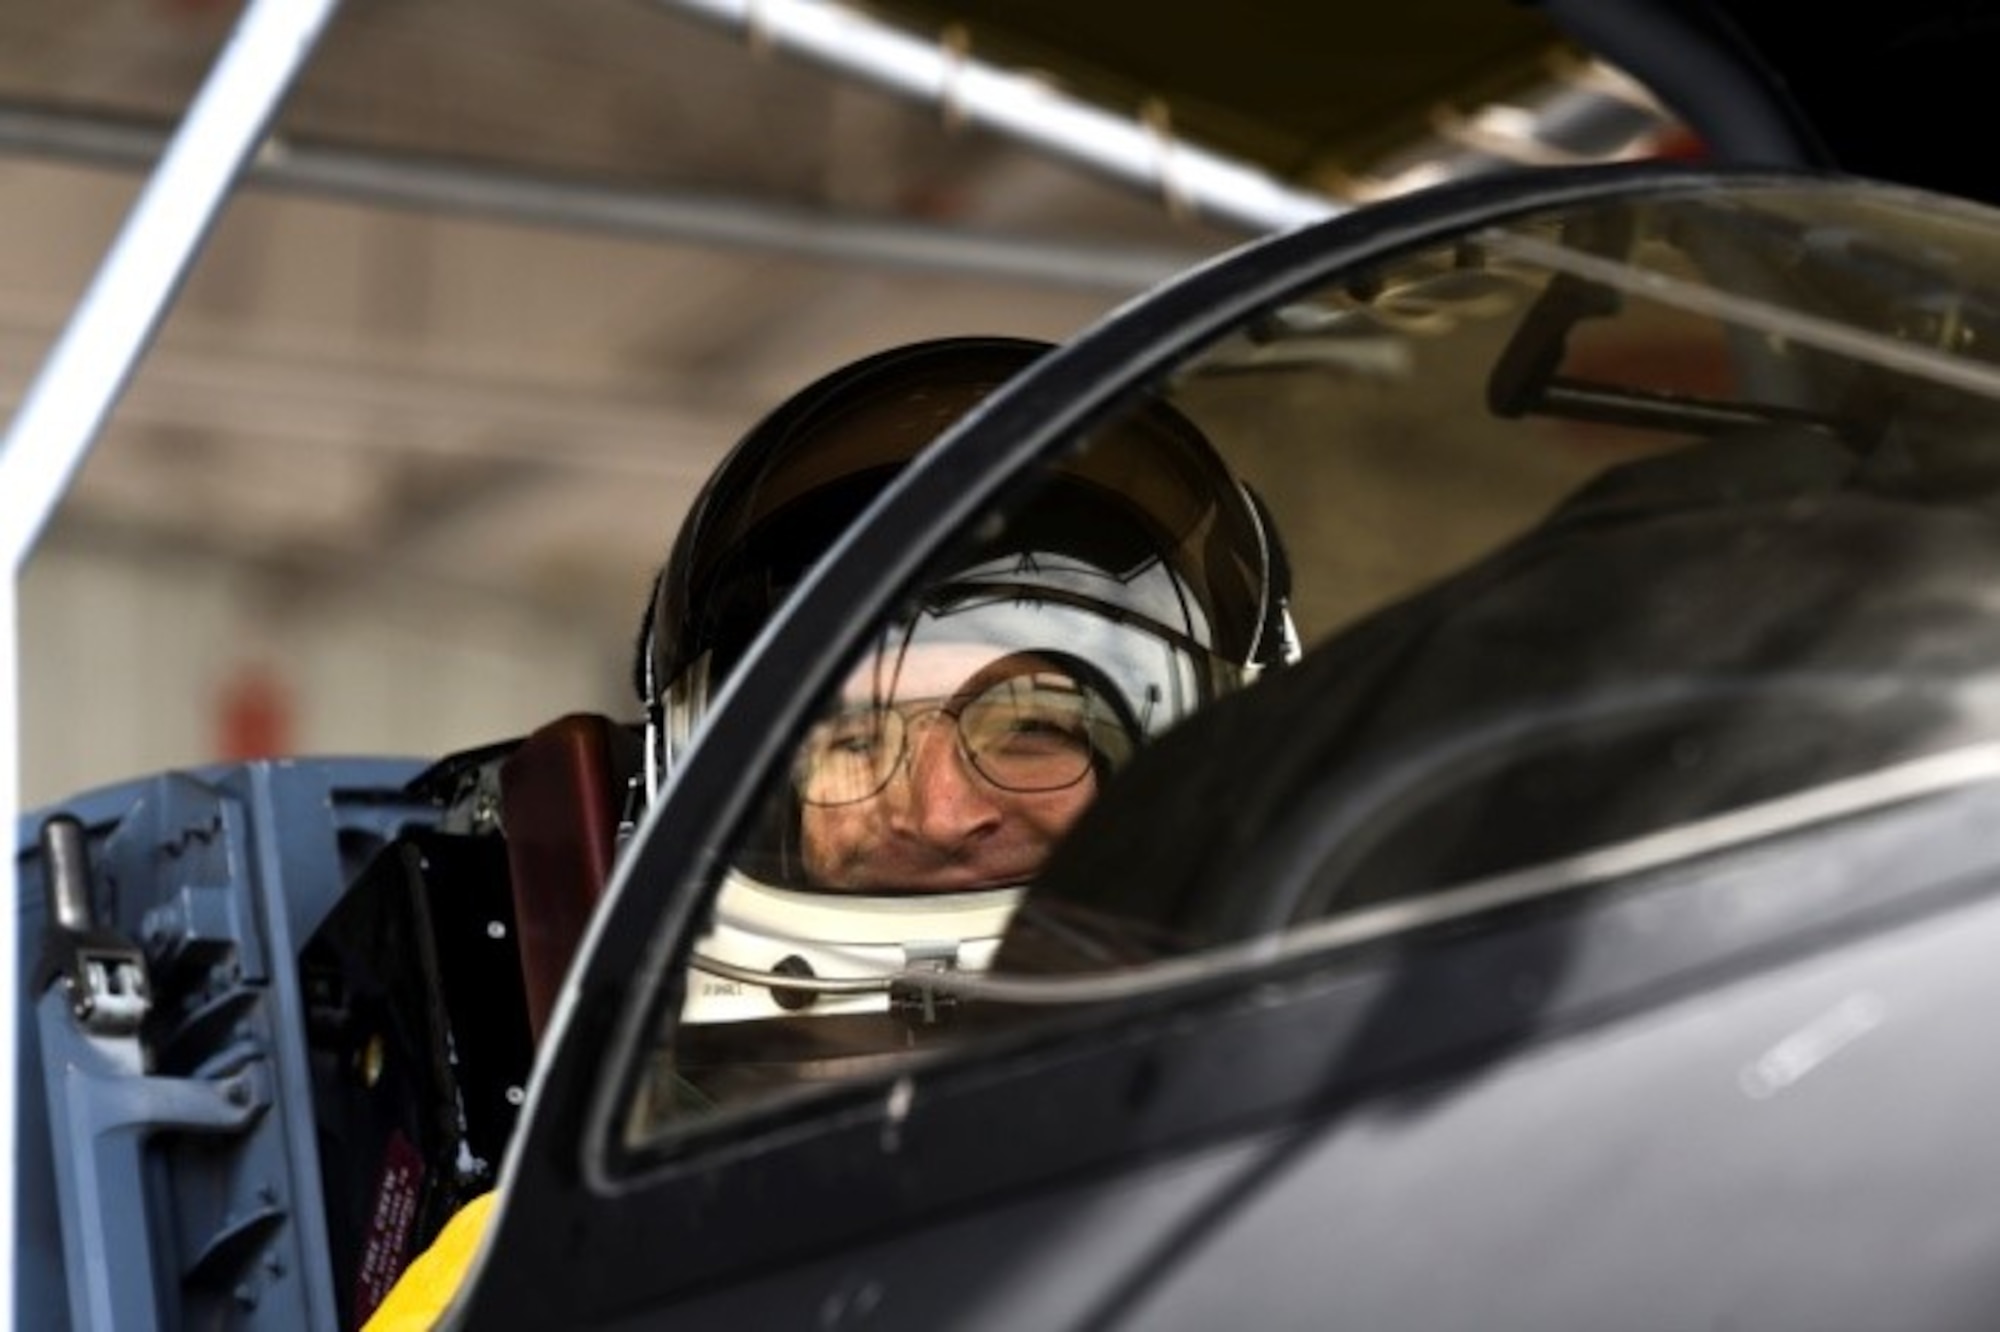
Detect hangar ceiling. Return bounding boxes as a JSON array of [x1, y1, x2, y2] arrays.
[[0, 0, 1680, 643]]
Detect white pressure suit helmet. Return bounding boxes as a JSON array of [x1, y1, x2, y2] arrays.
[[633, 337, 1296, 1100]]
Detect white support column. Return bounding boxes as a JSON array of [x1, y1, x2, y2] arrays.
[[0, 2, 346, 1325]]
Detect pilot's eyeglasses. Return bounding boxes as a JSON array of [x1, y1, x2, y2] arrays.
[[795, 672, 1124, 807]]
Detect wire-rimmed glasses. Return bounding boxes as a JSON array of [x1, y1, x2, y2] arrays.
[[795, 668, 1129, 807]]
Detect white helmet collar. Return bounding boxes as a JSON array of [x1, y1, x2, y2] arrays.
[[682, 871, 1021, 1026]]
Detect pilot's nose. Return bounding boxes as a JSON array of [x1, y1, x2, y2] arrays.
[[889, 719, 1003, 844]]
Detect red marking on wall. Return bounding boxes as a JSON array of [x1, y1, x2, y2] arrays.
[[216, 662, 294, 760]]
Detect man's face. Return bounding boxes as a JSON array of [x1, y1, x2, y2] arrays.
[[797, 643, 1100, 892]]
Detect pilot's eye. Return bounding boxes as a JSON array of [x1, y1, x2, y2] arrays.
[[796, 713, 901, 804], [958, 678, 1102, 790], [983, 704, 1091, 751], [821, 721, 887, 756]]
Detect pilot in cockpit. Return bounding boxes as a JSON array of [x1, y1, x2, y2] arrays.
[[635, 334, 1298, 1099], [364, 334, 1295, 1329]]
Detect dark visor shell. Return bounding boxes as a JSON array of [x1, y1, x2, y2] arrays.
[[641, 336, 1274, 702]]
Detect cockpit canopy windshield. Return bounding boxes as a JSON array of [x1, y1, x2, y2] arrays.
[[617, 177, 2000, 1150]]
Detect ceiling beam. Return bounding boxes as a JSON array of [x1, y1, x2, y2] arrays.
[[646, 0, 1343, 234], [0, 98, 1216, 295]]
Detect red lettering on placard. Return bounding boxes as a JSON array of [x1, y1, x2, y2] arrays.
[[352, 1131, 426, 1324]]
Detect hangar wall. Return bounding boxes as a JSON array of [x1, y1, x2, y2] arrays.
[[18, 541, 634, 808]]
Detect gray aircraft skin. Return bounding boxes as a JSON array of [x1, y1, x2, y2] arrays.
[[20, 3, 2000, 1330]]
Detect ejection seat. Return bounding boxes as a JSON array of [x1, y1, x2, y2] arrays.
[[496, 712, 643, 1042]]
